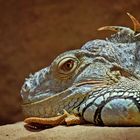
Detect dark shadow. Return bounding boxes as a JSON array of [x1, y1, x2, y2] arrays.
[[24, 122, 140, 132], [24, 123, 53, 132]]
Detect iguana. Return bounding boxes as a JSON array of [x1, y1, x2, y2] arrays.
[[21, 13, 140, 128]]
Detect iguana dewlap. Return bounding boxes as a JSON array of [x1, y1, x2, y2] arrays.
[[21, 13, 140, 127]]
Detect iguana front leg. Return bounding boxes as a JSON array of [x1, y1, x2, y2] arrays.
[[78, 78, 140, 126], [24, 110, 86, 128]]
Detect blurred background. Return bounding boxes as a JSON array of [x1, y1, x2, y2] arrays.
[[0, 0, 140, 125]]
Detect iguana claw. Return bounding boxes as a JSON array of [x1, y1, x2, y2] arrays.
[[98, 26, 127, 32], [63, 110, 86, 125], [127, 12, 140, 32], [98, 13, 140, 33]]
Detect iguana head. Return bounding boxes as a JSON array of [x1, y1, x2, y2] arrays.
[[21, 49, 113, 109], [21, 13, 140, 118]]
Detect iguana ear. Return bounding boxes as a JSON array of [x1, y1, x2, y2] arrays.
[[110, 64, 131, 78]]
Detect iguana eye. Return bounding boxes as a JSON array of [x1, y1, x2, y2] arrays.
[[58, 57, 78, 74], [61, 60, 74, 71]]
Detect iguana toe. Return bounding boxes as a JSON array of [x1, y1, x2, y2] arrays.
[[24, 113, 67, 127], [63, 110, 86, 125]]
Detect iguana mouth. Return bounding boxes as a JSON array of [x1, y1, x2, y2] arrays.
[[22, 79, 108, 118], [22, 79, 106, 105], [74, 80, 106, 87]]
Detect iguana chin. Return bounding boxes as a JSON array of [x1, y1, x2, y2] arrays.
[[21, 13, 140, 128]]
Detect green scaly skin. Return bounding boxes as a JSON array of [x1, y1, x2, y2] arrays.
[[21, 13, 140, 126]]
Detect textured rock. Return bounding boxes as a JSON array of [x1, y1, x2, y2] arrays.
[[0, 0, 140, 125], [0, 122, 140, 140]]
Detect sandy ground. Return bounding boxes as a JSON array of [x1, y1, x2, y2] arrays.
[[0, 122, 140, 140]]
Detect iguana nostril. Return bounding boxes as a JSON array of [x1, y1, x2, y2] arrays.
[[21, 83, 31, 93]]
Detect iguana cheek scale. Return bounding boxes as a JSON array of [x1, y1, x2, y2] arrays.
[[21, 13, 140, 128]]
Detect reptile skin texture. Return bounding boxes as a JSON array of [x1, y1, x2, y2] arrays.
[[21, 13, 140, 126]]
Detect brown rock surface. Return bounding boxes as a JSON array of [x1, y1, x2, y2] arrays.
[[0, 122, 140, 140], [0, 0, 140, 125]]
